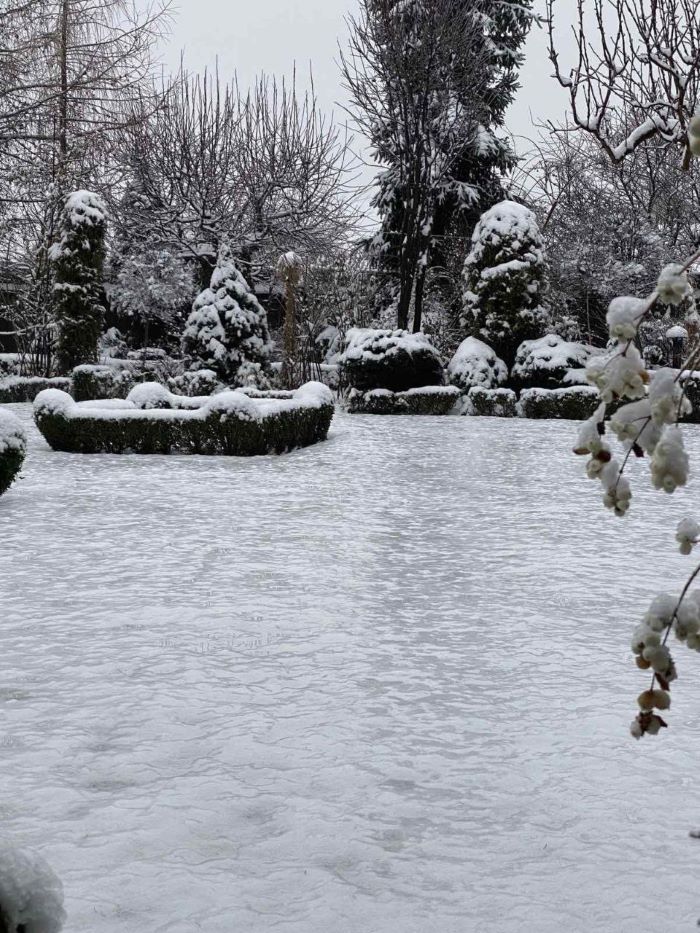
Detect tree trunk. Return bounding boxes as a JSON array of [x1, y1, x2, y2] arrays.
[[282, 278, 298, 388], [58, 0, 69, 180], [412, 265, 426, 333]]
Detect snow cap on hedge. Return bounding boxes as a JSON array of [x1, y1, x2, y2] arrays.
[[0, 408, 27, 455]]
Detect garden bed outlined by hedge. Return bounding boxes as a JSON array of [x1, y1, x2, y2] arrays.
[[34, 382, 334, 456]]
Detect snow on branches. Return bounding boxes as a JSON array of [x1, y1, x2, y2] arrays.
[[573, 247, 700, 737]]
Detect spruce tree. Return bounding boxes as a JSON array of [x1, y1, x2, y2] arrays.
[[182, 247, 273, 387], [50, 190, 107, 373], [348, 0, 533, 327]]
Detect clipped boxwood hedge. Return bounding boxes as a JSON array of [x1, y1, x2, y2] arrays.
[[34, 382, 334, 456], [0, 410, 27, 496], [0, 376, 71, 403], [71, 365, 135, 402], [518, 386, 600, 420], [339, 328, 445, 392], [346, 385, 460, 415], [464, 387, 518, 417]]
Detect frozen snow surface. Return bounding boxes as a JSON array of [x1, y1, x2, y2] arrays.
[[4, 405, 700, 932]]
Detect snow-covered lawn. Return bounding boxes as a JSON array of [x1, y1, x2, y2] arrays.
[[3, 404, 700, 932]]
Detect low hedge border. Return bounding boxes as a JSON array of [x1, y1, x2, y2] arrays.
[[517, 386, 600, 420], [463, 387, 518, 418], [0, 410, 27, 496], [0, 376, 71, 403], [34, 382, 334, 456], [346, 385, 460, 415]]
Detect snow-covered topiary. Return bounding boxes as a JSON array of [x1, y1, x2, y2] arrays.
[[182, 247, 273, 388], [339, 328, 444, 391], [518, 385, 601, 420], [462, 200, 549, 366], [0, 410, 27, 497], [0, 845, 65, 932], [447, 336, 508, 392], [346, 385, 460, 415], [50, 190, 107, 374], [510, 334, 596, 391]]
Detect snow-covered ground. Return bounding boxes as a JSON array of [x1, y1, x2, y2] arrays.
[[3, 403, 700, 932]]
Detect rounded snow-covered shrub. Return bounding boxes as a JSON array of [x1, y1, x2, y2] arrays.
[[126, 382, 172, 410], [447, 337, 507, 392], [518, 386, 600, 420], [339, 328, 444, 392], [346, 385, 460, 415], [169, 369, 222, 398], [0, 410, 26, 497], [462, 200, 549, 367], [510, 334, 595, 391], [34, 383, 334, 456], [71, 364, 135, 402], [462, 387, 518, 417], [182, 247, 273, 387], [0, 845, 65, 933], [0, 377, 71, 404]]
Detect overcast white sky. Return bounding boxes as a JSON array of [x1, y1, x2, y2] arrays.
[[159, 0, 574, 170]]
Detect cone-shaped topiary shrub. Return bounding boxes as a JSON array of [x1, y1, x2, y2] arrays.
[[182, 247, 273, 388], [462, 201, 549, 367], [339, 328, 444, 391], [50, 190, 107, 373], [0, 410, 27, 496]]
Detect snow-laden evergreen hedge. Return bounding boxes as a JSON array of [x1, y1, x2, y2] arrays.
[[0, 409, 26, 496], [447, 337, 508, 391], [518, 386, 600, 420], [510, 334, 596, 391], [34, 383, 334, 456], [0, 844, 66, 932], [71, 365, 135, 402], [346, 385, 459, 415], [339, 328, 444, 391], [0, 377, 72, 404], [463, 387, 518, 417]]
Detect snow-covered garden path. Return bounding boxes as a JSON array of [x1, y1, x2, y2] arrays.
[[3, 404, 700, 932]]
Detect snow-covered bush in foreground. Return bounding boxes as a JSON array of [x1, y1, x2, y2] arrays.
[[339, 328, 444, 391], [34, 383, 334, 456], [572, 262, 700, 738], [510, 334, 596, 391], [0, 410, 26, 497], [519, 386, 600, 421], [0, 845, 65, 932], [346, 385, 460, 415], [182, 248, 273, 388], [462, 200, 549, 367], [447, 337, 507, 392]]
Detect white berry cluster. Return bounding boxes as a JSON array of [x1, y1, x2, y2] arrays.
[[574, 403, 631, 515], [630, 587, 700, 738], [656, 264, 691, 306], [677, 518, 700, 556]]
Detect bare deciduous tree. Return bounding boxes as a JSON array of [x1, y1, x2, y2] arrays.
[[546, 0, 700, 166]]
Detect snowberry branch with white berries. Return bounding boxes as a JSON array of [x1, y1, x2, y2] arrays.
[[573, 251, 700, 737]]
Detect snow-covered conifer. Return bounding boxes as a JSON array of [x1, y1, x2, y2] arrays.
[[182, 247, 273, 388], [50, 191, 107, 373], [462, 201, 549, 367]]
